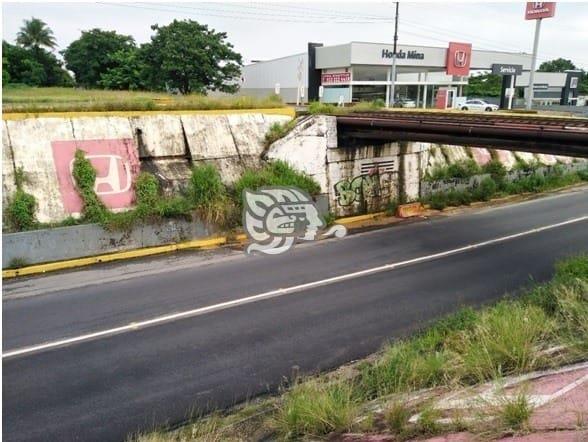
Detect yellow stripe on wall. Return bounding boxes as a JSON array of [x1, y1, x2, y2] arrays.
[[2, 107, 295, 120]]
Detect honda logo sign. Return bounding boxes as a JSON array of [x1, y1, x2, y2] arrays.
[[51, 139, 140, 214], [446, 42, 472, 76], [525, 2, 556, 20]]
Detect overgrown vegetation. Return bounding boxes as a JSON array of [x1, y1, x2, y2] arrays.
[[134, 255, 588, 441], [307, 99, 385, 116], [9, 153, 318, 234], [5, 167, 38, 231], [264, 119, 297, 148], [234, 160, 321, 208], [423, 158, 588, 210], [2, 86, 285, 113]]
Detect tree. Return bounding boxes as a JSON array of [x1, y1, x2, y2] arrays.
[[98, 48, 146, 90], [141, 20, 242, 94], [16, 17, 57, 51], [463, 73, 502, 97], [538, 58, 577, 72], [3, 40, 72, 87], [62, 29, 136, 87]]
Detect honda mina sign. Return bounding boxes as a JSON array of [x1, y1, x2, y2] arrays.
[[446, 42, 472, 76], [525, 2, 556, 20]]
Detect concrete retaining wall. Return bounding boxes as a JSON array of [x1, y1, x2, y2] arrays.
[[2, 113, 291, 223]]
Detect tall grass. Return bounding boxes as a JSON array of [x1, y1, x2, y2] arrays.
[[274, 380, 358, 438], [2, 86, 285, 113]]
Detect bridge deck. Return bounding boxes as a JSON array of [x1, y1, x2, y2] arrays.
[[336, 111, 588, 158]]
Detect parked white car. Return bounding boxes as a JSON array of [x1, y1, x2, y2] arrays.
[[460, 99, 499, 112], [397, 98, 416, 108]]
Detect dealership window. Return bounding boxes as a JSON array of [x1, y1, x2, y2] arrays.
[[353, 85, 386, 102], [353, 65, 388, 82]]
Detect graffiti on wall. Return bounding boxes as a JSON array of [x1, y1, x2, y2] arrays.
[[334, 171, 395, 206], [51, 138, 140, 214]]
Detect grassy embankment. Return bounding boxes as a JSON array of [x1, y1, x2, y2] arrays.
[[132, 254, 588, 441], [2, 85, 286, 113], [421, 157, 588, 210]]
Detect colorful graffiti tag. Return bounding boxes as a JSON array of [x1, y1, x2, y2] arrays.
[[51, 139, 140, 214], [334, 172, 394, 206]]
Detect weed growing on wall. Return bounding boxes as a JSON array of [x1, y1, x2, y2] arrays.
[[5, 167, 38, 231], [264, 119, 297, 148], [188, 164, 232, 225], [72, 149, 110, 224], [234, 160, 321, 208], [6, 190, 37, 231]]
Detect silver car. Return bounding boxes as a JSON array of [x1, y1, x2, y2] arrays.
[[460, 99, 499, 111]]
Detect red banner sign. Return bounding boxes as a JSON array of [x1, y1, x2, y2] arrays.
[[446, 42, 472, 76], [525, 2, 556, 20], [321, 72, 351, 84]]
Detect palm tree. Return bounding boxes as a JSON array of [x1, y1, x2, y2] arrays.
[[16, 17, 57, 51]]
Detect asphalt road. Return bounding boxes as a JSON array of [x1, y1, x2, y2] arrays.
[[3, 187, 588, 442]]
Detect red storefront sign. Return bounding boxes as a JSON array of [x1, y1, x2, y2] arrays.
[[321, 72, 351, 84], [525, 2, 556, 20], [446, 42, 472, 76]]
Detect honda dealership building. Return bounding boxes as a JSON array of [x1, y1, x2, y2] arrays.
[[239, 41, 581, 108]]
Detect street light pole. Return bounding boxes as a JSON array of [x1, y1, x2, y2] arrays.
[[389, 2, 399, 108], [526, 17, 542, 110]]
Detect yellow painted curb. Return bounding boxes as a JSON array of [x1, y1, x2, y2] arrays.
[[2, 107, 295, 120], [336, 212, 386, 225], [2, 236, 228, 279], [3, 214, 389, 279]]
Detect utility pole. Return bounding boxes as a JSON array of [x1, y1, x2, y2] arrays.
[[526, 17, 542, 110], [389, 2, 399, 108]]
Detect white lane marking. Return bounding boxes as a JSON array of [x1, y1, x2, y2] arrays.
[[4, 215, 588, 359]]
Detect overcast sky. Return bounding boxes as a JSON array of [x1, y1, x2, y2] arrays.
[[3, 1, 588, 70]]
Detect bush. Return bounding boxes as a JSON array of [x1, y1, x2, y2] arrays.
[[482, 159, 507, 186], [427, 159, 481, 181], [6, 189, 37, 231], [472, 177, 497, 201], [135, 172, 160, 208], [189, 164, 230, 224], [233, 160, 321, 207]]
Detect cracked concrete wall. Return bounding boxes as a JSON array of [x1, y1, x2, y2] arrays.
[[2, 113, 292, 224]]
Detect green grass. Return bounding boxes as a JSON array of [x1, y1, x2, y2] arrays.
[[233, 160, 321, 208], [274, 380, 358, 439], [2, 86, 285, 113], [498, 392, 534, 431], [263, 119, 297, 148]]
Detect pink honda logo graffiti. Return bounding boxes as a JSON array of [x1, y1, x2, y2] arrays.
[[454, 50, 468, 68], [68, 155, 132, 195], [51, 139, 140, 214]]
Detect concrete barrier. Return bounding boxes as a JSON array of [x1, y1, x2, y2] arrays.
[[470, 147, 492, 166], [2, 218, 216, 268]]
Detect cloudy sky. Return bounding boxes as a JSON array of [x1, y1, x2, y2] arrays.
[[3, 1, 588, 70]]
